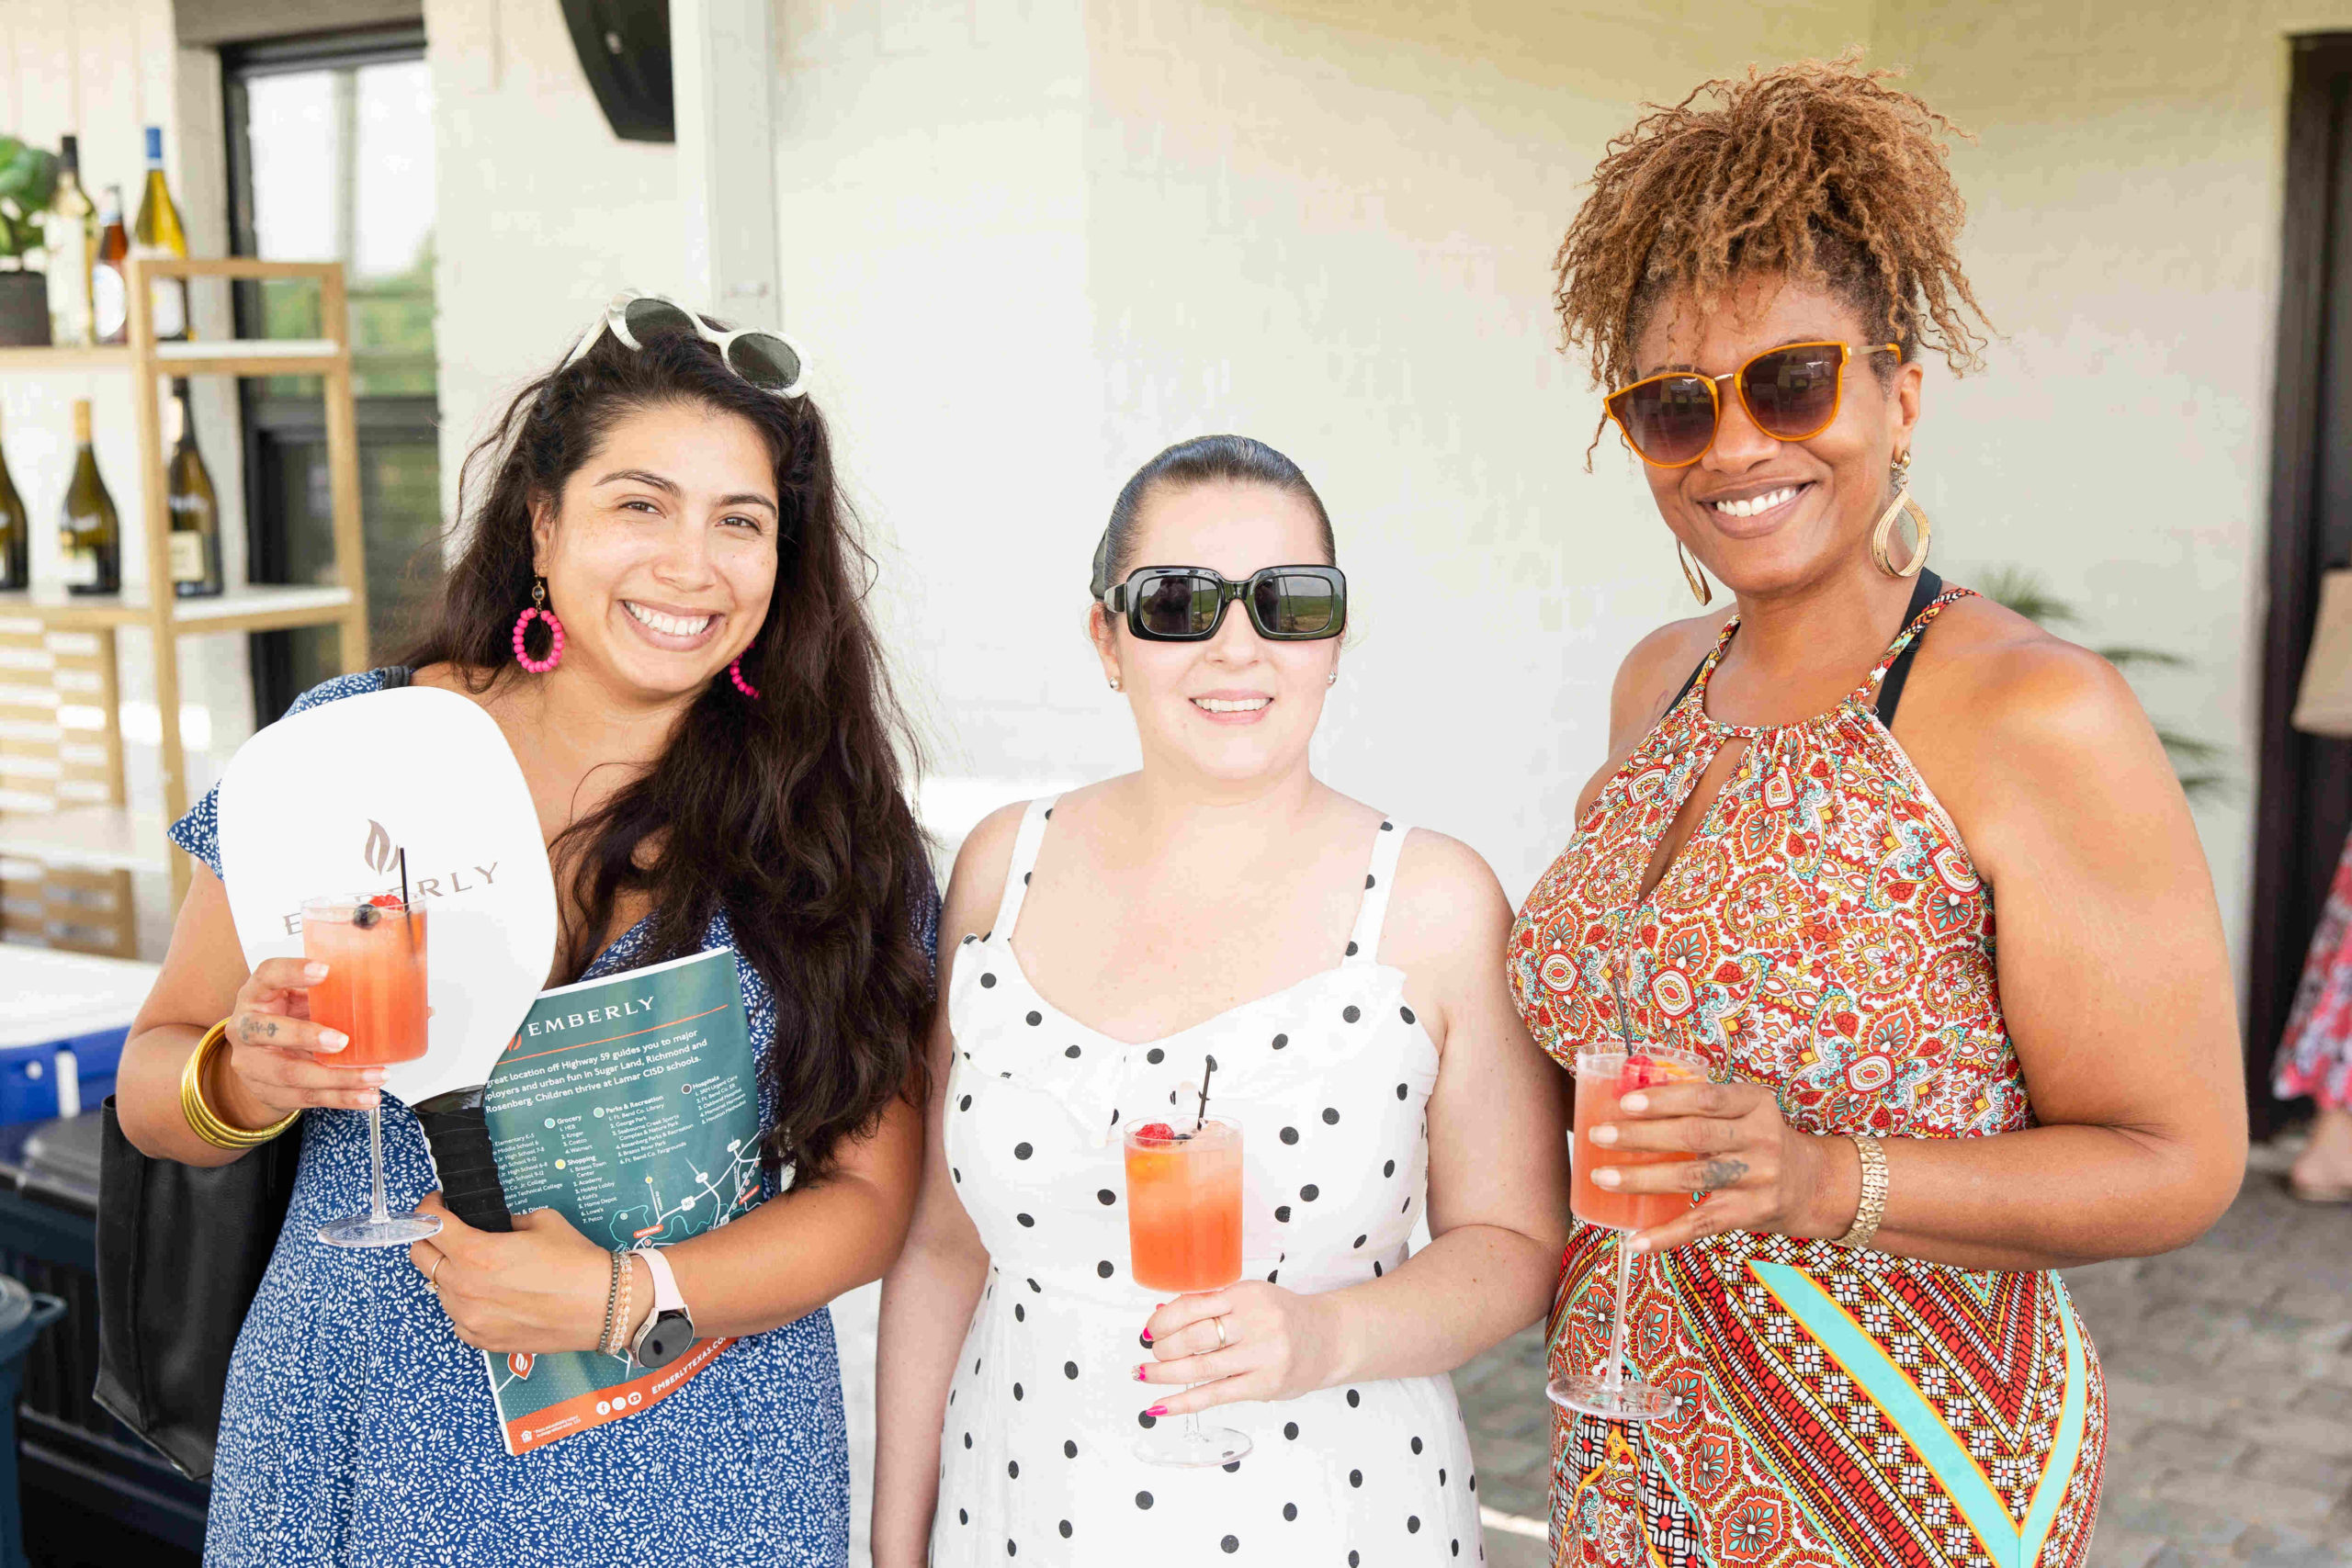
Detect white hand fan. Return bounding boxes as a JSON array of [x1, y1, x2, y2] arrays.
[[215, 683, 557, 1235]]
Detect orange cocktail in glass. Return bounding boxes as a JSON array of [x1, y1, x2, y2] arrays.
[[1123, 1117, 1250, 1467], [1552, 1043, 1710, 1424], [305, 896, 430, 1066], [1570, 1048, 1705, 1231], [303, 893, 440, 1249], [1124, 1118, 1242, 1293]]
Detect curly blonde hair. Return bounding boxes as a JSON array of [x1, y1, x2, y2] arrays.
[[1554, 52, 1993, 404]]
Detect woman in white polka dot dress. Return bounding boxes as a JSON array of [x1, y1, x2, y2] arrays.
[[874, 436, 1571, 1566]]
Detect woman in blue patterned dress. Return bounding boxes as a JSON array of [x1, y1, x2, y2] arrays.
[[117, 303, 938, 1565]]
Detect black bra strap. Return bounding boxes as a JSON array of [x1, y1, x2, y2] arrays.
[[1664, 653, 1708, 718], [1872, 569, 1945, 728]]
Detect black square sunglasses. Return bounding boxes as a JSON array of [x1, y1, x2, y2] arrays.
[[1100, 565, 1348, 642]]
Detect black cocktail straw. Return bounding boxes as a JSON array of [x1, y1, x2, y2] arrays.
[[1193, 1055, 1216, 1132], [398, 847, 415, 949], [1608, 942, 1648, 1063]]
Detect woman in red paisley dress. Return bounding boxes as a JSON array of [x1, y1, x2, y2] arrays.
[[1509, 59, 2246, 1568]]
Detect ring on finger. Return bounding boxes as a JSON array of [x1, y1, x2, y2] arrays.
[[426, 1255, 447, 1294], [1213, 1314, 1230, 1349]]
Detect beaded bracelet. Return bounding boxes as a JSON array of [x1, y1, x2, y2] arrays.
[[181, 1020, 303, 1150], [596, 1249, 626, 1356], [1833, 1134, 1889, 1249], [611, 1253, 635, 1359]]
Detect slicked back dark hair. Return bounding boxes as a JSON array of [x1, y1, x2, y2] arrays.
[[1090, 434, 1336, 599], [401, 321, 932, 1179]]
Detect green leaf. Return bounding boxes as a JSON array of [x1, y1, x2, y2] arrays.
[[0, 138, 57, 261], [1973, 564, 2083, 627], [2154, 729, 2225, 765], [2096, 645, 2191, 671]]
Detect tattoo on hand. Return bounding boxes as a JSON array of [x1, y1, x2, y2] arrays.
[[1699, 1157, 1748, 1190]]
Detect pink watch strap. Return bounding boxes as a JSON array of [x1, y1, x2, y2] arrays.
[[640, 1247, 685, 1317]]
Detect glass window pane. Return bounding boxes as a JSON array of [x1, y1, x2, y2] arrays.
[[233, 44, 443, 704]]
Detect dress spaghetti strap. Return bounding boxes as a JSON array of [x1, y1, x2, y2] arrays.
[[1342, 818, 1412, 964], [987, 795, 1059, 941]]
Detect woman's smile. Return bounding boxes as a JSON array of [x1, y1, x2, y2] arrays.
[[1188, 689, 1275, 724], [619, 598, 725, 651], [1690, 478, 1817, 539]]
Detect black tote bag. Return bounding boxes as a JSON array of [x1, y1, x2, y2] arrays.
[[94, 1095, 301, 1482]]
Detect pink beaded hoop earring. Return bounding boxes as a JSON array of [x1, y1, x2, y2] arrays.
[[512, 579, 565, 673], [728, 654, 760, 700]]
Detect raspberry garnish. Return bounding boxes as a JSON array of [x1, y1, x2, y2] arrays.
[[1133, 1122, 1177, 1141]]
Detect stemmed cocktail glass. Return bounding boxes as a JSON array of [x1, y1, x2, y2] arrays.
[[1548, 1043, 1707, 1419], [304, 893, 443, 1248], [1123, 1115, 1250, 1467]]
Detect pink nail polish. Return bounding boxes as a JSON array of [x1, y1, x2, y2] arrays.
[[1144, 1404, 1168, 1418], [1140, 1327, 1153, 1343], [1134, 1364, 1148, 1382]]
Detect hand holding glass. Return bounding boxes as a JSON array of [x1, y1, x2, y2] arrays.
[[304, 894, 441, 1248], [1123, 1117, 1250, 1467], [1550, 1044, 1708, 1420]]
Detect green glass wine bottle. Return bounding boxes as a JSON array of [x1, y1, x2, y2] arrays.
[[0, 404, 27, 592], [59, 400, 120, 597], [166, 378, 222, 597]]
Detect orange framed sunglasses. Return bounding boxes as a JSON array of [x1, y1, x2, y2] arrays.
[[1603, 341, 1901, 468]]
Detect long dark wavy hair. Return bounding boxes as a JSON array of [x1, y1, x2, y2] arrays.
[[400, 322, 933, 1179]]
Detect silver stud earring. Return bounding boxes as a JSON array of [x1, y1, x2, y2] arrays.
[[1327, 672, 1338, 686], [1109, 676, 1122, 692]]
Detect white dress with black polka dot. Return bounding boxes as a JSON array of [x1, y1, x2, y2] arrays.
[[932, 797, 1485, 1566]]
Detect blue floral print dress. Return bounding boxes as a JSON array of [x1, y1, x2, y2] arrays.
[[171, 670, 938, 1567]]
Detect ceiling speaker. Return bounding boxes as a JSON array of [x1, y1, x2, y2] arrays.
[[559, 0, 673, 143]]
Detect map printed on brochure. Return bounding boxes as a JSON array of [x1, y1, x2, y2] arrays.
[[478, 947, 764, 1454]]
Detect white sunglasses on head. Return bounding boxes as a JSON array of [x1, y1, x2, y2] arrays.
[[563, 288, 810, 398]]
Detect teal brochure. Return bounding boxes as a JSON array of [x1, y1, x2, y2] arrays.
[[474, 947, 763, 1452]]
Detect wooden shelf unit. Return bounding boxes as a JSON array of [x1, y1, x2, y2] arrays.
[[0, 256, 370, 912]]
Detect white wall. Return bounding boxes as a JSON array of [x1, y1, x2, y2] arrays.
[[767, 0, 1880, 896], [1081, 1, 1879, 897], [1876, 0, 2352, 971], [422, 0, 685, 532]]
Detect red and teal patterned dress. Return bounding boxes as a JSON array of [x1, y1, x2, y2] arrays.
[[1509, 584, 2105, 1568], [2274, 823, 2352, 1111]]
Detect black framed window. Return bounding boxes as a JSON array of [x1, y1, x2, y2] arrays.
[[222, 26, 441, 720]]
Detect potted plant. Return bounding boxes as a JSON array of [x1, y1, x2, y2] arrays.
[[0, 135, 58, 346]]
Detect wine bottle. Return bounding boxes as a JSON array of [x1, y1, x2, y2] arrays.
[[165, 379, 222, 598], [0, 407, 27, 592], [46, 135, 96, 348], [132, 126, 190, 342], [59, 400, 120, 597], [92, 187, 129, 346]]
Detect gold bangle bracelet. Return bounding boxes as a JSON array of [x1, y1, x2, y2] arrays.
[[1832, 1134, 1889, 1249], [180, 1020, 301, 1150]]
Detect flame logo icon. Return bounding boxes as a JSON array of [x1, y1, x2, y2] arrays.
[[508, 1352, 535, 1380], [363, 819, 398, 875]]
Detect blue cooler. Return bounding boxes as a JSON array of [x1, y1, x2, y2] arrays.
[[0, 949, 157, 1129], [0, 1277, 63, 1568]]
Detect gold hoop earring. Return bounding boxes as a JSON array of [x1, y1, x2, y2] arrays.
[[1676, 539, 1713, 606], [1871, 485, 1931, 578]]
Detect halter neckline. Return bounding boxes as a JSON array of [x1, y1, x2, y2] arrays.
[[1686, 582, 1973, 739]]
